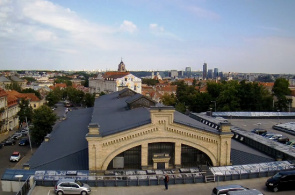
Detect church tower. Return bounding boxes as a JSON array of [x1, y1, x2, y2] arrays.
[[118, 59, 127, 72]]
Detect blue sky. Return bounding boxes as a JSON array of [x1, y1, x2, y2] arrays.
[[0, 0, 294, 73]]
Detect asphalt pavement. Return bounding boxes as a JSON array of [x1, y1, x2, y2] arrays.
[[31, 177, 295, 195]]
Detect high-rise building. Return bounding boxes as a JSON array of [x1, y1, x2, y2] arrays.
[[185, 67, 192, 77], [169, 70, 178, 78], [208, 69, 213, 79], [214, 68, 218, 78], [203, 63, 207, 80]]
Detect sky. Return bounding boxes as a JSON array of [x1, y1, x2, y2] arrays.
[[0, 0, 295, 73]]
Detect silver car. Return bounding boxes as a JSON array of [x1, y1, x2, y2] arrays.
[[54, 179, 91, 195]]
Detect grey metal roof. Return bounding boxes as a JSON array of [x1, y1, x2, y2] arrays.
[[25, 90, 275, 171], [0, 76, 10, 82], [28, 107, 93, 170], [230, 139, 274, 165], [91, 91, 219, 137], [10, 75, 24, 82]]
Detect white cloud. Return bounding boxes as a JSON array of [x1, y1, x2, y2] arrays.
[[149, 23, 165, 33], [186, 6, 220, 20], [149, 23, 180, 40], [120, 20, 137, 33]]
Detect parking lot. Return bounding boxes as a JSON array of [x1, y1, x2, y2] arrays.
[[229, 118, 295, 143], [31, 177, 294, 195]]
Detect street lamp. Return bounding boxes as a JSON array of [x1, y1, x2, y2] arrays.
[[15, 174, 23, 195], [211, 101, 216, 112]]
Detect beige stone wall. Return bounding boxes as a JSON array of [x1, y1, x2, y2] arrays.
[[87, 109, 233, 171]]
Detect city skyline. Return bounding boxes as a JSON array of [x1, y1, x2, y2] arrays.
[[0, 0, 295, 74]]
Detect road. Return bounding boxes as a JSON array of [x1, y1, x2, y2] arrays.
[[31, 177, 295, 195]]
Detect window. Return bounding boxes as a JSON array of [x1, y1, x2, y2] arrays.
[[181, 144, 212, 167], [148, 143, 175, 166], [107, 145, 141, 170]]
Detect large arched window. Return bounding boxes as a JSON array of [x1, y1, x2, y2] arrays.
[[148, 142, 175, 166], [181, 144, 212, 168], [107, 145, 141, 170]]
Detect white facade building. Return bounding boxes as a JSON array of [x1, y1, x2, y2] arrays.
[[89, 61, 142, 94]]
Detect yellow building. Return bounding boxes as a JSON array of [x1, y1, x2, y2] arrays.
[[86, 89, 233, 171]]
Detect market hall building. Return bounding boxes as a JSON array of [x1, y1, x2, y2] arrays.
[[86, 88, 233, 171]]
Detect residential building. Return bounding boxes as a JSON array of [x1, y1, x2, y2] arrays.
[[0, 88, 19, 133], [89, 61, 142, 94], [0, 76, 11, 90]]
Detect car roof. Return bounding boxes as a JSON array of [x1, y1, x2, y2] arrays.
[[227, 189, 263, 195], [57, 178, 76, 183], [12, 152, 20, 155], [215, 184, 245, 190], [279, 170, 295, 175]]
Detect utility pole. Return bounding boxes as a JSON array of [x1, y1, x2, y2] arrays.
[[25, 117, 33, 154]]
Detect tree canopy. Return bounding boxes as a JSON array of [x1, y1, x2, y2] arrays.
[[272, 78, 292, 111], [30, 105, 57, 145], [17, 98, 34, 124]]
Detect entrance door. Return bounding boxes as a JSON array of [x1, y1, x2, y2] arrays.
[[157, 162, 165, 169]]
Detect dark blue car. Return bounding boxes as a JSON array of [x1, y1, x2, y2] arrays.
[[19, 138, 29, 146]]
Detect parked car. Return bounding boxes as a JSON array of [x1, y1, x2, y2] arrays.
[[227, 189, 264, 195], [19, 138, 29, 146], [3, 139, 16, 146], [266, 170, 295, 192], [212, 184, 248, 195], [262, 133, 282, 140], [11, 133, 23, 140], [275, 136, 289, 144], [54, 179, 91, 195], [10, 151, 21, 162], [251, 128, 267, 135], [20, 129, 29, 136]]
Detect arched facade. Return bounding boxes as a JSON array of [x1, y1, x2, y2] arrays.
[[86, 108, 233, 171]]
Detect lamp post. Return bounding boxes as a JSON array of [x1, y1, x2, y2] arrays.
[[211, 101, 216, 112], [15, 174, 23, 195]]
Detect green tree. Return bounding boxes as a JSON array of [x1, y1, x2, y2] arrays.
[[46, 88, 63, 107], [175, 102, 186, 113], [142, 78, 159, 86], [6, 82, 22, 92], [272, 78, 291, 111], [83, 93, 95, 107], [217, 81, 240, 111], [160, 93, 177, 106], [17, 98, 34, 124], [22, 77, 36, 83], [65, 87, 84, 106], [30, 105, 57, 145]]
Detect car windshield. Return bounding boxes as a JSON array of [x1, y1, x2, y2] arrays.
[[11, 153, 19, 157], [75, 180, 83, 187], [273, 172, 283, 178]]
